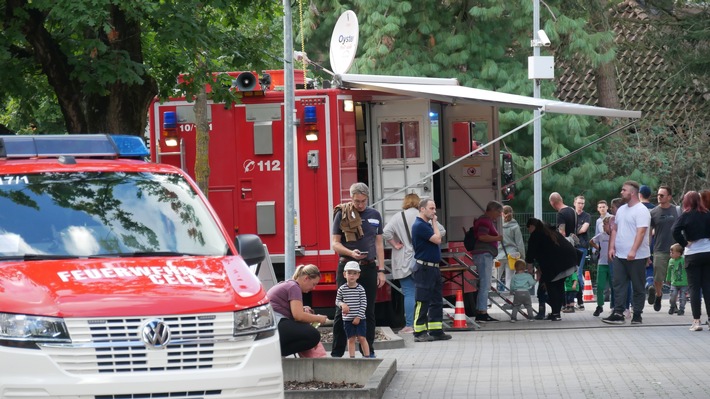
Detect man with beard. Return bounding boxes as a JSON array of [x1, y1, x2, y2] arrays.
[[603, 181, 652, 325]]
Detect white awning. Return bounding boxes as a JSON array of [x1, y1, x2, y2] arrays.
[[336, 74, 642, 119]]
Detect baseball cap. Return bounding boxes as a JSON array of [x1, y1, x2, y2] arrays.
[[639, 185, 652, 199], [344, 261, 361, 273]]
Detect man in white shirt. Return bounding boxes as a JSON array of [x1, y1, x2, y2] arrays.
[[603, 181, 652, 325]]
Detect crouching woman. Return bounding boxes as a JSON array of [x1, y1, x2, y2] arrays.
[[267, 264, 329, 356]]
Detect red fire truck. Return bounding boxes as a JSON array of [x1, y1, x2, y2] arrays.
[[148, 70, 638, 321]]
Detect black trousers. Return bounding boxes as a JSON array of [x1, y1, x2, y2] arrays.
[[331, 260, 377, 357], [545, 279, 565, 316], [277, 318, 320, 357]]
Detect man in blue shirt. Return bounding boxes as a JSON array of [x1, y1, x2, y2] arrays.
[[411, 198, 452, 342]]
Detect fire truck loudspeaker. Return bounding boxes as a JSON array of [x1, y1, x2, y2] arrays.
[[234, 72, 258, 91]]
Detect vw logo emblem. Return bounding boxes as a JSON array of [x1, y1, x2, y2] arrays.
[[140, 319, 171, 349]]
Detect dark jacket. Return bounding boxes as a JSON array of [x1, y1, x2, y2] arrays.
[[526, 227, 579, 283], [672, 210, 710, 248]]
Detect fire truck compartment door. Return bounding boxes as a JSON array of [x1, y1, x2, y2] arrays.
[[370, 99, 431, 223]]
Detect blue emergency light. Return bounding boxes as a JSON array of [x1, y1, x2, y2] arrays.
[[0, 134, 149, 159], [304, 106, 317, 124], [163, 111, 177, 129]]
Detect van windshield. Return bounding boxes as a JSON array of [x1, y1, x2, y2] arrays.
[[0, 172, 228, 258]]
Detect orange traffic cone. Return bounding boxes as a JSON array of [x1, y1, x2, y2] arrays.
[[583, 271, 594, 302], [453, 290, 467, 328]]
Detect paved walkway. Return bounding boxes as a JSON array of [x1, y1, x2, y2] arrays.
[[377, 299, 710, 398]]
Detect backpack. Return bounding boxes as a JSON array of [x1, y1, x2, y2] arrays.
[[463, 224, 477, 251]]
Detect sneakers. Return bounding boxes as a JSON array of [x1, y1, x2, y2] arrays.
[[593, 306, 603, 317], [398, 326, 414, 334], [647, 285, 656, 305], [677, 310, 685, 316], [475, 313, 499, 322], [549, 314, 561, 321], [528, 317, 535, 322], [414, 334, 434, 342], [576, 304, 585, 311], [653, 296, 662, 312], [510, 318, 517, 323], [631, 313, 642, 324], [561, 306, 575, 313], [668, 305, 677, 315], [430, 333, 452, 341], [602, 312, 626, 325], [690, 319, 703, 331], [534, 313, 546, 320]]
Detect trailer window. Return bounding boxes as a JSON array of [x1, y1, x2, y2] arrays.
[[381, 121, 420, 160]]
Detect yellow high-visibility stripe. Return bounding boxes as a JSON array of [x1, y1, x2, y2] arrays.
[[428, 321, 443, 330], [413, 301, 427, 333]]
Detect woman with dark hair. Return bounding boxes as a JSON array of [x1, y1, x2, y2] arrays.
[[672, 191, 710, 331], [525, 218, 580, 321]]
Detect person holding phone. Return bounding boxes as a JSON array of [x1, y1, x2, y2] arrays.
[[330, 182, 386, 358]]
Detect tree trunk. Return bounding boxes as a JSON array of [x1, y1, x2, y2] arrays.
[[194, 86, 211, 197], [592, 0, 620, 125], [10, 2, 157, 135], [594, 61, 620, 124]]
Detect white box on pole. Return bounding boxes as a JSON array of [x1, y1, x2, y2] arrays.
[[528, 56, 555, 79]]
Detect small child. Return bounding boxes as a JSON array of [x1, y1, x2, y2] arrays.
[[335, 261, 370, 358], [590, 215, 612, 317], [510, 260, 537, 322], [666, 243, 688, 316], [562, 272, 579, 313]]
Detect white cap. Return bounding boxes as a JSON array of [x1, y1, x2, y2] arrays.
[[344, 261, 361, 272]]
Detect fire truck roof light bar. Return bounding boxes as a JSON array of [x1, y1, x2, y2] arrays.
[[337, 75, 642, 119], [0, 134, 149, 159]]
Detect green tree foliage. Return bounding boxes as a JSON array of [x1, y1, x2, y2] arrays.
[[301, 0, 644, 211], [0, 0, 282, 135], [641, 0, 710, 89]]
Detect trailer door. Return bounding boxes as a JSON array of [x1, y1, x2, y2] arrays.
[[441, 103, 499, 241], [369, 99, 432, 223]]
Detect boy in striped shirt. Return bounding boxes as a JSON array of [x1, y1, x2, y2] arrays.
[[336, 261, 371, 358]]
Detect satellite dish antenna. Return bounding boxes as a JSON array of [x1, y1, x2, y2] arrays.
[[329, 10, 359, 75]]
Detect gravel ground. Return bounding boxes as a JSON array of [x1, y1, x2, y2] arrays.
[[319, 327, 390, 343], [284, 380, 363, 390]]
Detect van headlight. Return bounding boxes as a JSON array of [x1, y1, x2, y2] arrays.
[[0, 313, 70, 348], [234, 304, 276, 340]]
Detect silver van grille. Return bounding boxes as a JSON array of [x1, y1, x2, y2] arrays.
[[41, 313, 253, 374]]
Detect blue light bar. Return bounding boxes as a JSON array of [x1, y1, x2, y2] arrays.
[[163, 111, 177, 129], [304, 106, 317, 124], [110, 135, 150, 157], [0, 134, 149, 159]]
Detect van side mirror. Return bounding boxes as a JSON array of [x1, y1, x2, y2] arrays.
[[234, 234, 266, 266]]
